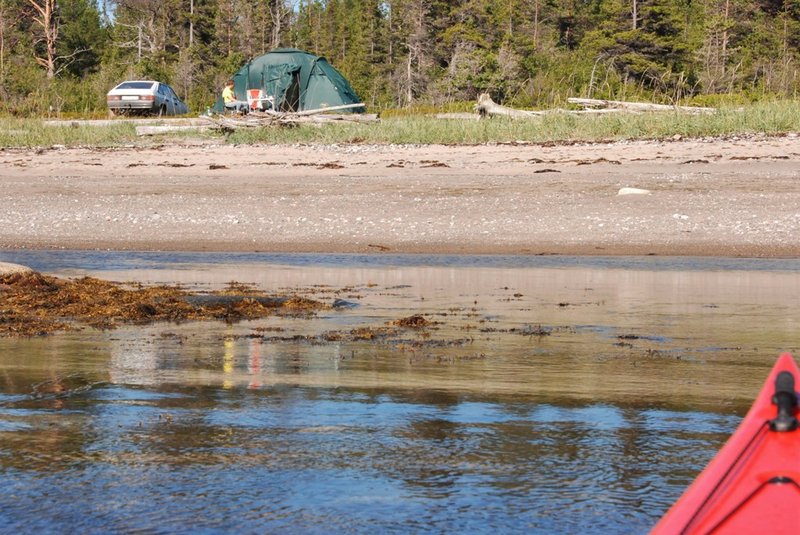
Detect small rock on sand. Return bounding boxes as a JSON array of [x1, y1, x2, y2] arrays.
[[617, 187, 652, 196], [0, 262, 34, 276]]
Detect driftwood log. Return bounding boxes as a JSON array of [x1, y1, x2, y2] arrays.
[[476, 94, 543, 118], [202, 113, 379, 131], [201, 102, 378, 130], [44, 118, 210, 128], [136, 125, 213, 136], [292, 102, 366, 115], [474, 94, 623, 119], [435, 112, 482, 120], [567, 97, 716, 114], [473, 94, 717, 120]]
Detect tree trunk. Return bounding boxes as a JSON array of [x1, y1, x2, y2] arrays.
[[189, 0, 194, 48], [720, 0, 730, 76], [28, 0, 58, 78], [0, 1, 6, 85], [270, 0, 282, 49], [406, 50, 412, 105]]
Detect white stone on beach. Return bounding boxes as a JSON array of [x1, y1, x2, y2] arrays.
[[617, 187, 651, 196], [0, 262, 33, 276]]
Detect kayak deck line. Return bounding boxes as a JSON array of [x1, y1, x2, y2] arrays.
[[652, 352, 800, 535], [682, 422, 768, 534], [700, 466, 799, 534]]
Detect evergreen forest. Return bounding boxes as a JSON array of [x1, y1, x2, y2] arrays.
[[2, 0, 799, 115]]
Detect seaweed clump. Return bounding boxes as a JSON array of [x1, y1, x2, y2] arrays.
[[392, 314, 430, 328], [0, 271, 329, 337]]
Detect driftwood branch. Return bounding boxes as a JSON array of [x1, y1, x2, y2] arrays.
[[136, 125, 212, 136], [435, 113, 481, 120], [293, 102, 366, 116], [567, 97, 716, 114], [200, 110, 379, 131]]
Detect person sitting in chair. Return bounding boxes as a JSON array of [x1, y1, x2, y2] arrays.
[[222, 80, 248, 113]]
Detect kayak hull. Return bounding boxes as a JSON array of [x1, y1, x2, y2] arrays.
[[652, 352, 800, 534]]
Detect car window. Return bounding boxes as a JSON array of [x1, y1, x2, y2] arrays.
[[116, 82, 156, 90]]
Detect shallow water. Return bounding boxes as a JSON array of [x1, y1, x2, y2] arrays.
[[1, 251, 799, 533]]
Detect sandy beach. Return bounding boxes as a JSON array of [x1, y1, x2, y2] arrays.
[[1, 134, 799, 257]]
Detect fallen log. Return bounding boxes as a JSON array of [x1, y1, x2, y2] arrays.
[[199, 110, 379, 131], [435, 113, 482, 120], [473, 94, 716, 119], [44, 118, 210, 128], [293, 102, 366, 116], [473, 95, 633, 119], [136, 125, 213, 136], [300, 113, 379, 124], [567, 97, 716, 114], [476, 94, 543, 118]]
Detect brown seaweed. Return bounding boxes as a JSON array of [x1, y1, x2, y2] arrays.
[[0, 271, 328, 337]]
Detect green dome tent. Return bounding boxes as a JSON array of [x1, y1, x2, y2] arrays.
[[214, 48, 364, 113]]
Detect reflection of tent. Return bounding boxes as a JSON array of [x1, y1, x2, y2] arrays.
[[214, 48, 363, 113]]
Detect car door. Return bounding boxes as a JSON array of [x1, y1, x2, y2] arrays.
[[176, 87, 187, 114], [159, 84, 173, 115], [165, 84, 183, 115], [167, 85, 184, 115], [154, 84, 164, 115]]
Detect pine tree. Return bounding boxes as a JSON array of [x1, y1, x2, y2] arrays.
[[57, 0, 108, 78], [583, 0, 695, 99], [695, 0, 758, 94]]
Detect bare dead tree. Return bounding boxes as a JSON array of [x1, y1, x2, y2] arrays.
[[0, 0, 9, 85], [778, 3, 796, 94], [402, 0, 429, 105], [114, 20, 159, 61], [721, 0, 730, 74], [269, 0, 285, 49], [531, 0, 540, 50], [188, 0, 194, 48], [174, 48, 195, 99], [698, 0, 744, 94], [113, 0, 169, 62], [26, 0, 90, 77], [27, 0, 59, 78]]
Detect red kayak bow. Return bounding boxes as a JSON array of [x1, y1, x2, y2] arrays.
[[652, 352, 800, 534]]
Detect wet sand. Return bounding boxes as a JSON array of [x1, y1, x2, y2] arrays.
[[1, 134, 799, 256]]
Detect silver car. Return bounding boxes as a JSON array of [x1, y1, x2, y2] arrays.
[[107, 80, 189, 116]]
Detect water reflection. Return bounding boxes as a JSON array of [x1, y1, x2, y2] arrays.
[[1, 253, 798, 533], [0, 382, 740, 533]]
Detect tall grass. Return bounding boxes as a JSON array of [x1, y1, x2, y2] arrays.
[[0, 118, 138, 148], [228, 100, 800, 145], [1, 100, 798, 148]]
